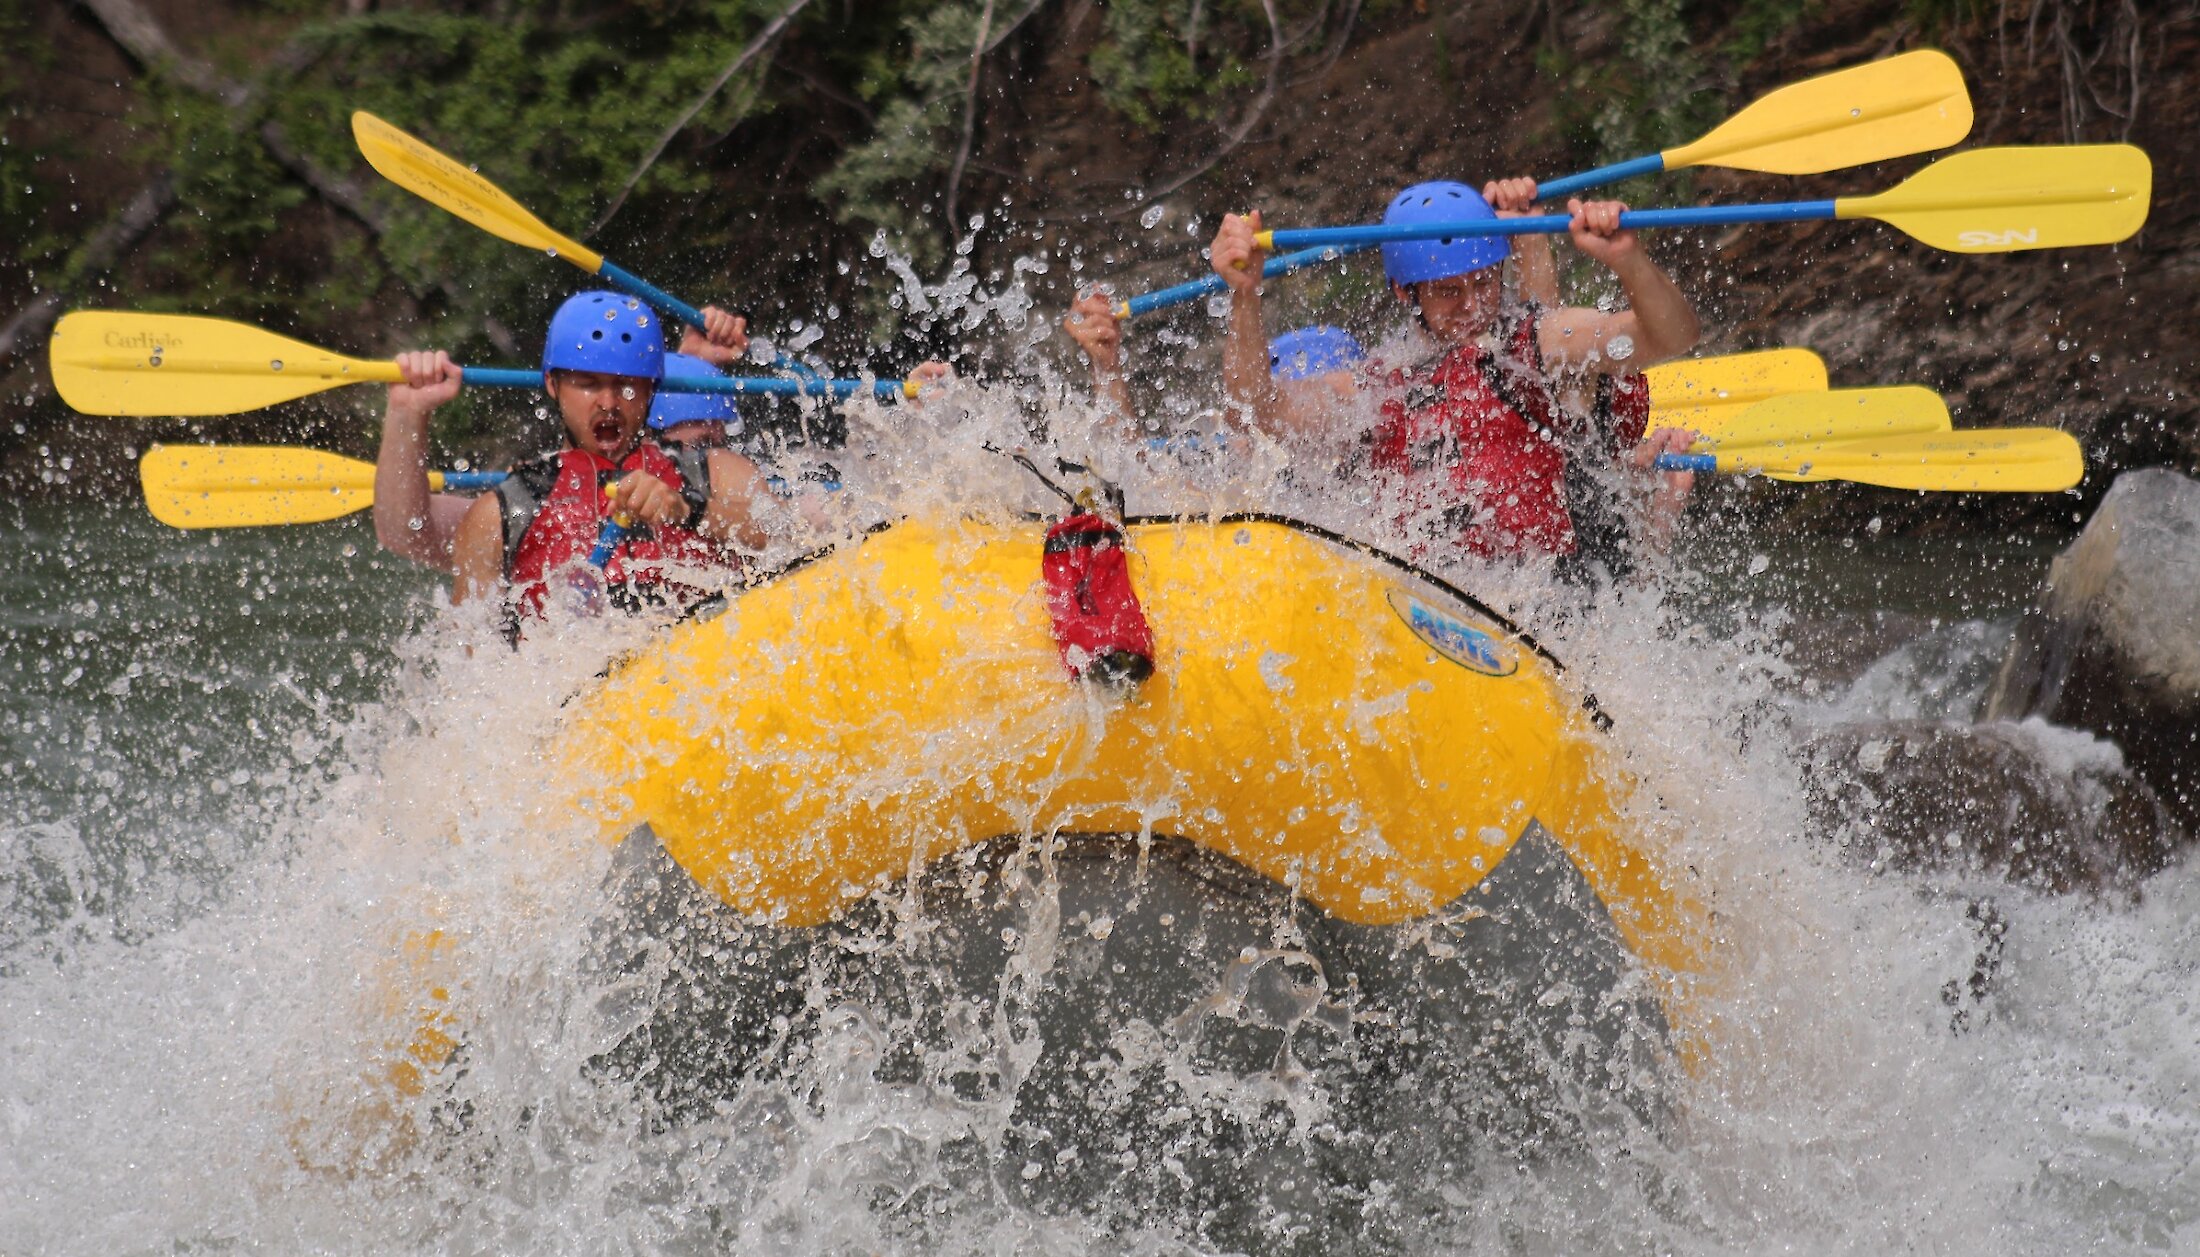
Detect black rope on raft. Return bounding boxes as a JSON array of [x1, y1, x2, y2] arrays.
[[983, 442, 1125, 517]]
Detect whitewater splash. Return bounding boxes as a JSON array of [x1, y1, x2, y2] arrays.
[[4, 256, 2197, 1253]]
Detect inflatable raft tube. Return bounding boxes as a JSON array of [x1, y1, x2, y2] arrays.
[[558, 513, 1704, 995], [330, 513, 1713, 1209]]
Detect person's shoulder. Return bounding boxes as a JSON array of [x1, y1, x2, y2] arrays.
[[1365, 327, 1437, 378], [508, 448, 571, 473], [502, 449, 568, 496]]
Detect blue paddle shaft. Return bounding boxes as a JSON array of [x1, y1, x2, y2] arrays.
[[1119, 147, 1682, 316], [1266, 200, 1841, 249], [1124, 242, 1379, 319], [458, 367, 546, 389], [597, 260, 709, 331], [681, 375, 908, 399], [454, 366, 904, 398], [1655, 453, 1719, 473], [433, 472, 842, 496], [1535, 153, 1669, 201]]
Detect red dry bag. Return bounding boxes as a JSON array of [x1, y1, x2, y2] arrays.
[[1042, 512, 1155, 686]]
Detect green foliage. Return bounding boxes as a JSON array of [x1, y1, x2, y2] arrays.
[[1088, 0, 1250, 129], [1719, 0, 1818, 64], [1537, 0, 1822, 195], [1565, 0, 1719, 170], [144, 80, 308, 243], [813, 0, 1340, 271], [0, 0, 72, 283], [813, 2, 992, 269]]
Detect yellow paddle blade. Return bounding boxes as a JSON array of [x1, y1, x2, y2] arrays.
[[141, 445, 378, 529], [1837, 144, 2152, 252], [51, 312, 401, 417], [1687, 386, 1951, 450], [1666, 50, 1972, 175], [1646, 347, 1828, 430], [352, 111, 605, 272], [1721, 429, 2083, 492]]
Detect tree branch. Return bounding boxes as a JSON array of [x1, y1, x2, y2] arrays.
[[590, 0, 816, 238], [941, 0, 1051, 241], [5, 0, 500, 385], [75, 0, 244, 104], [260, 119, 388, 235], [943, 0, 999, 235], [0, 175, 174, 373], [1133, 0, 1286, 207]]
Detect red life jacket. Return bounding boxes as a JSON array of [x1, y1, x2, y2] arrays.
[[494, 441, 729, 621], [1368, 310, 1652, 562]]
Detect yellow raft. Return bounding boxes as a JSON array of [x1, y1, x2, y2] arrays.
[[336, 511, 1715, 1185], [559, 513, 1704, 1008]]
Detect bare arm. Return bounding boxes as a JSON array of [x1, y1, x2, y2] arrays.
[[1061, 291, 1137, 433], [375, 351, 466, 569], [426, 494, 475, 553], [1209, 212, 1337, 441], [1628, 425, 1698, 552], [1487, 177, 1560, 308], [1213, 211, 1273, 426], [1538, 198, 1700, 375], [449, 493, 506, 607], [702, 447, 774, 550]]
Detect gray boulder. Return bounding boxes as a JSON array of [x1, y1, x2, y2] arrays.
[[1800, 718, 2183, 895], [1986, 467, 2200, 836]]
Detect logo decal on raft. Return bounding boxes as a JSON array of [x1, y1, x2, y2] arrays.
[[1385, 588, 1518, 677]]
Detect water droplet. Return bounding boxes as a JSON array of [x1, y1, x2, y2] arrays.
[[269, 359, 283, 371], [1747, 554, 1771, 576], [1139, 203, 1167, 230]]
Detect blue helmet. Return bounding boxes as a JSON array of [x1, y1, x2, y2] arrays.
[[1379, 181, 1510, 286], [648, 353, 745, 432], [541, 290, 665, 381], [1268, 325, 1366, 381]]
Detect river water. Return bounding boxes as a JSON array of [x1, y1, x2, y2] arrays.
[[3, 440, 2196, 1253]]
